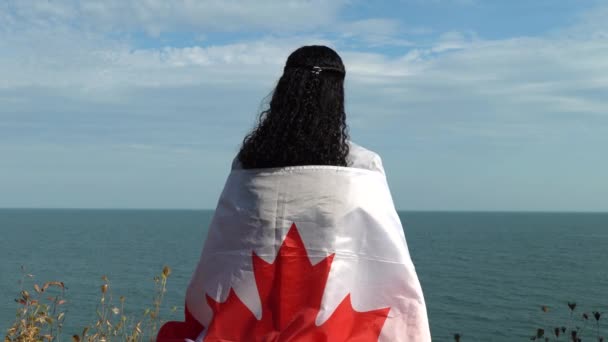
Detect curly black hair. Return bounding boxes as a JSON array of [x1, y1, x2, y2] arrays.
[[237, 45, 349, 169]]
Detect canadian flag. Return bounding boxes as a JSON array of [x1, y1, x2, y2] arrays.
[[158, 148, 431, 341]]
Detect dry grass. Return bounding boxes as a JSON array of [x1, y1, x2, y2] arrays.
[[4, 266, 174, 342], [454, 302, 604, 341], [7, 265, 605, 342]]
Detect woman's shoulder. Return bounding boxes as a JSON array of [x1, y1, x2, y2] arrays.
[[231, 141, 385, 173], [347, 141, 385, 174]]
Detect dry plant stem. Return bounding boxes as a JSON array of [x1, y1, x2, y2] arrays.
[[525, 304, 605, 342], [6, 266, 173, 342], [5, 267, 67, 342]]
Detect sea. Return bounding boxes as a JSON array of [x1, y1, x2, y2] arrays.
[[1, 209, 607, 341]]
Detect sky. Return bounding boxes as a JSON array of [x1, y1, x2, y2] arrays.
[[1, 0, 607, 211]]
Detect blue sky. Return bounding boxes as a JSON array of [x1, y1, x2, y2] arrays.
[[1, 0, 607, 211]]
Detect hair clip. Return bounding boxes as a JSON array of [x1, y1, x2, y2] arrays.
[[283, 64, 345, 78]]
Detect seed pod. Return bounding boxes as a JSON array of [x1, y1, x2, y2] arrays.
[[163, 266, 172, 278]]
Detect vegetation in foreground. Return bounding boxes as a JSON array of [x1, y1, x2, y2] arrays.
[[455, 302, 604, 341], [4, 266, 605, 341], [4, 266, 174, 342]]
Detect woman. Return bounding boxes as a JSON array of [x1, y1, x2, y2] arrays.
[[238, 45, 354, 170], [158, 46, 430, 342]]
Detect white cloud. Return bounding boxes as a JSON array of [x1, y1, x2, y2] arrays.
[[2, 1, 608, 210], [566, 3, 608, 39], [337, 18, 415, 48], [2, 2, 608, 126], [401, 0, 476, 5], [2, 0, 346, 34], [431, 31, 478, 52], [339, 18, 402, 37]]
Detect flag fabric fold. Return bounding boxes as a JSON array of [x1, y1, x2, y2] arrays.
[[158, 146, 431, 341]]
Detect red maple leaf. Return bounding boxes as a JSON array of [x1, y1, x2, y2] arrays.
[[157, 223, 390, 341], [203, 223, 390, 341]]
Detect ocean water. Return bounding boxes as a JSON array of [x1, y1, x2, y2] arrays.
[[1, 209, 607, 341]]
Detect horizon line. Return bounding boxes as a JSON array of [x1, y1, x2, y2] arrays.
[[1, 207, 607, 214]]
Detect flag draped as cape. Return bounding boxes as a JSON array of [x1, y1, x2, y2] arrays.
[[158, 144, 431, 341]]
